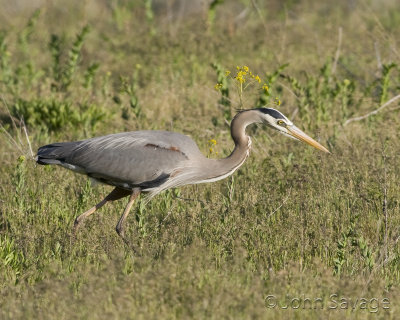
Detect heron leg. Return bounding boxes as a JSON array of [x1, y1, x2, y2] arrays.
[[73, 187, 132, 232], [116, 188, 141, 237]]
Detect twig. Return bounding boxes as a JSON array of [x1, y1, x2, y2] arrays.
[[234, 8, 249, 24], [331, 27, 343, 75], [374, 41, 382, 72], [0, 122, 25, 155], [277, 81, 300, 101], [382, 147, 388, 263], [290, 107, 299, 121], [267, 188, 291, 219], [2, 96, 24, 148], [250, 0, 268, 33], [0, 96, 35, 160], [161, 210, 172, 224], [175, 195, 206, 206], [21, 118, 34, 159], [343, 94, 400, 126]]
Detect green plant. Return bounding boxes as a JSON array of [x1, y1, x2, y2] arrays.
[[0, 31, 11, 84], [18, 9, 41, 51], [256, 63, 288, 108], [379, 63, 397, 105], [281, 61, 358, 129], [144, 0, 156, 36], [334, 215, 376, 276], [356, 235, 375, 272], [212, 62, 231, 121], [83, 62, 100, 89], [208, 0, 224, 30], [12, 98, 105, 132], [214, 64, 283, 122], [12, 156, 27, 210], [119, 66, 142, 120], [60, 25, 91, 91], [0, 235, 25, 284], [49, 33, 63, 86]]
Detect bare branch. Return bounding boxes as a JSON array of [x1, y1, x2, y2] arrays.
[[331, 27, 343, 75], [0, 122, 25, 155], [22, 118, 35, 159], [0, 95, 35, 160], [267, 188, 292, 219], [374, 41, 382, 72], [250, 0, 268, 33], [343, 94, 400, 126], [2, 96, 24, 148]]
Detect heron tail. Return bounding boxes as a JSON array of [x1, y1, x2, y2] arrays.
[[36, 142, 79, 165]]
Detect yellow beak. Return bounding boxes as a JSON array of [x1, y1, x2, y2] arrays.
[[287, 125, 330, 153]]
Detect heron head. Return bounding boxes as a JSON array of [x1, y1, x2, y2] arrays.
[[258, 108, 330, 153]]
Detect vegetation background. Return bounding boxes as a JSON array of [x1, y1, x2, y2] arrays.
[[1, 0, 400, 318]]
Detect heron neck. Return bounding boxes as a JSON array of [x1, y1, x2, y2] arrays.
[[226, 109, 260, 162], [202, 110, 262, 181]]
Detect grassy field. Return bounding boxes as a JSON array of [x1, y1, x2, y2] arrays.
[[1, 0, 400, 318]]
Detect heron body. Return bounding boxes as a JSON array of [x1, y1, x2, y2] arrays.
[[36, 108, 329, 237]]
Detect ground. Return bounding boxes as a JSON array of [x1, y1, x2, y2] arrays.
[[1, 0, 400, 319]]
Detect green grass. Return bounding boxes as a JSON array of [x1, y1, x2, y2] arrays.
[[1, 0, 400, 318]]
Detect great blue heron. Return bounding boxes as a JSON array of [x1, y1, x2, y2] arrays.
[[36, 108, 329, 237]]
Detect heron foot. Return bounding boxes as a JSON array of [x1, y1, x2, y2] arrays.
[[72, 215, 88, 237], [116, 227, 139, 254], [116, 224, 125, 238], [115, 188, 141, 240], [73, 216, 84, 230], [72, 210, 92, 236]]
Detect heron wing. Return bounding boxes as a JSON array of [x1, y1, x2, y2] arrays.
[[38, 131, 205, 190]]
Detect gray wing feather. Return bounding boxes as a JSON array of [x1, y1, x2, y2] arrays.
[[39, 131, 205, 190]]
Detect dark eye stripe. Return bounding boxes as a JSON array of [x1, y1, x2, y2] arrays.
[[259, 108, 286, 120]]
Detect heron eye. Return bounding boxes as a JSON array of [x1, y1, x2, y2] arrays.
[[277, 120, 286, 126]]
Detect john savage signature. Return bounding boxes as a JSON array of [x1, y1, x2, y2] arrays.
[[265, 294, 390, 312]]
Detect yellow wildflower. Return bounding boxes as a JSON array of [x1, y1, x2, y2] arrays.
[[275, 97, 281, 106], [243, 66, 249, 72], [235, 75, 245, 84], [235, 71, 246, 84], [255, 75, 261, 83], [225, 70, 231, 76], [262, 83, 269, 92], [208, 139, 217, 145], [214, 83, 222, 90]]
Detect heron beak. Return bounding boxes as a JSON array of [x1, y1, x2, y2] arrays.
[[287, 125, 330, 153]]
